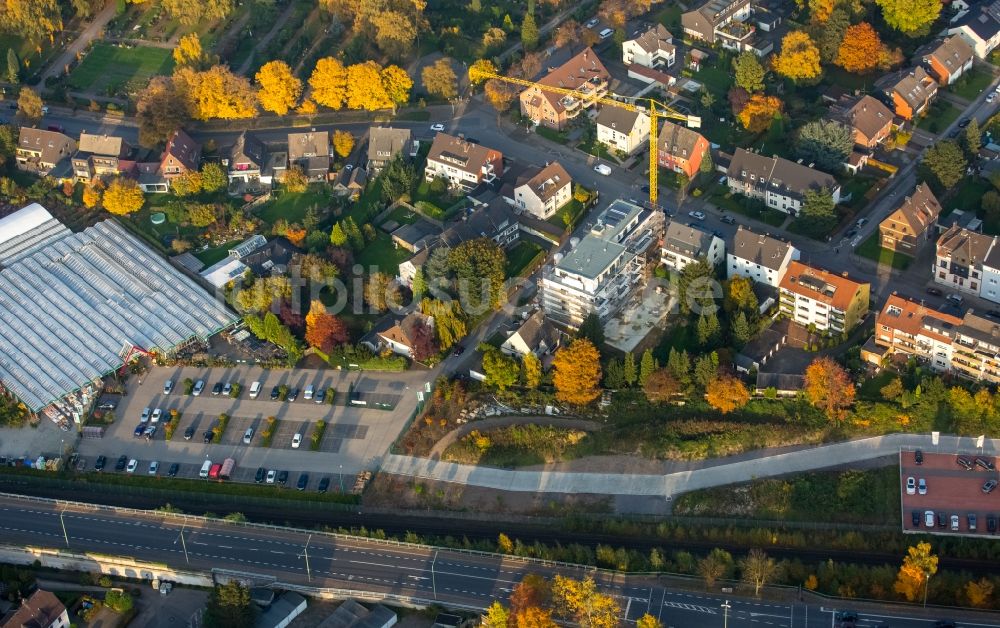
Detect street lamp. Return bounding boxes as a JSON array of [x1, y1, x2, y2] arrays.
[[720, 600, 731, 628], [339, 464, 344, 493]]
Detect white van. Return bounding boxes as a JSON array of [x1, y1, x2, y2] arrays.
[[249, 381, 262, 398], [199, 460, 212, 478], [303, 385, 314, 400], [599, 27, 613, 40]]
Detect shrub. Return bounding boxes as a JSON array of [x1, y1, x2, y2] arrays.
[[326, 387, 336, 405], [163, 409, 181, 440], [104, 589, 133, 613], [98, 575, 112, 587], [182, 378, 194, 395], [310, 419, 327, 451], [261, 416, 278, 447], [229, 382, 242, 398], [211, 413, 230, 444], [278, 384, 289, 401]]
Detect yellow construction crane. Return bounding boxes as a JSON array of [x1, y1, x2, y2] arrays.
[[468, 60, 701, 206]]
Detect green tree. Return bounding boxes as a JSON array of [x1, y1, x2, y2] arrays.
[[449, 238, 507, 311], [696, 312, 721, 346], [623, 352, 637, 387], [482, 347, 520, 392], [796, 120, 853, 171], [667, 348, 692, 389], [919, 140, 966, 191], [816, 7, 850, 63], [963, 118, 982, 157], [104, 589, 133, 613], [577, 312, 605, 349], [733, 52, 765, 93], [693, 352, 719, 389], [5, 49, 17, 84], [875, 0, 941, 34], [638, 349, 656, 386], [731, 311, 753, 346], [412, 268, 427, 299], [797, 188, 838, 238], [330, 223, 348, 247], [204, 581, 255, 628], [521, 11, 539, 50], [380, 154, 417, 202], [201, 162, 228, 193], [603, 358, 625, 389], [343, 216, 365, 251]]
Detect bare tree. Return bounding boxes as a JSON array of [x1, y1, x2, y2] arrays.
[[741, 549, 778, 597]]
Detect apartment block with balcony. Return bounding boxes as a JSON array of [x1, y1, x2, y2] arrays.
[[951, 310, 1000, 384], [424, 133, 503, 190], [622, 24, 676, 69], [727, 148, 840, 216], [71, 133, 132, 181], [933, 225, 995, 296], [727, 226, 799, 288], [869, 292, 961, 372], [519, 48, 610, 130], [682, 0, 755, 50], [779, 261, 870, 334], [541, 199, 663, 328]]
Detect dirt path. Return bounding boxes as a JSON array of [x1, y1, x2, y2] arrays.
[[428, 415, 601, 459], [237, 2, 299, 75]]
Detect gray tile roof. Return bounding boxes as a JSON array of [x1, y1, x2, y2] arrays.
[[730, 225, 794, 271], [663, 219, 714, 258], [595, 107, 643, 133], [367, 127, 411, 165], [728, 148, 838, 200]]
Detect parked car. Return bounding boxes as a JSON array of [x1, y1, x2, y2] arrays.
[[255, 467, 266, 483], [292, 433, 303, 449], [721, 215, 736, 225], [167, 463, 179, 477], [430, 123, 445, 131], [163, 380, 174, 394], [315, 388, 326, 404], [270, 385, 280, 400], [855, 217, 868, 228], [983, 479, 997, 494], [95, 455, 107, 471], [968, 513, 978, 531], [452, 344, 465, 357], [925, 511, 935, 527], [266, 469, 277, 484], [134, 425, 145, 438], [151, 409, 162, 423], [148, 461, 159, 475], [918, 478, 927, 495], [297, 473, 309, 490], [184, 426, 195, 440], [126, 458, 138, 473], [193, 380, 205, 395], [318, 477, 330, 493], [304, 386, 314, 400], [957, 456, 975, 471], [599, 27, 613, 39], [947, 293, 964, 305], [937, 512, 946, 528], [223, 382, 233, 396], [906, 476, 916, 495], [97, 400, 117, 410], [140, 407, 151, 423], [585, 17, 600, 27], [976, 456, 995, 470], [115, 455, 128, 471], [593, 163, 612, 176], [212, 382, 224, 395], [911, 510, 921, 527], [926, 287, 943, 297], [988, 92, 996, 104], [914, 449, 923, 465], [959, 118, 972, 128], [688, 210, 706, 221], [288, 387, 299, 402], [951, 514, 960, 531], [144, 425, 157, 440], [277, 470, 289, 485], [243, 428, 254, 444], [203, 430, 213, 443]]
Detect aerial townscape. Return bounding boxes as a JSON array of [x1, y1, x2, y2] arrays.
[[5, 0, 1000, 627]]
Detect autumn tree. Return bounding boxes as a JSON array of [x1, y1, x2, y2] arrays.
[[380, 64, 413, 112], [102, 177, 144, 216], [920, 139, 967, 191], [173, 33, 207, 69], [332, 130, 354, 159], [136, 76, 188, 147], [804, 356, 856, 420], [523, 352, 542, 389], [894, 542, 938, 603], [161, 0, 233, 26], [482, 347, 520, 392], [82, 180, 102, 209], [698, 548, 734, 589], [201, 162, 228, 193], [422, 58, 458, 101], [174, 66, 257, 120], [0, 0, 62, 44], [16, 86, 42, 125], [737, 94, 782, 133], [553, 19, 582, 48], [706, 375, 750, 414], [876, 0, 941, 34], [482, 602, 509, 628], [346, 62, 393, 111], [836, 22, 881, 73], [808, 0, 836, 22], [552, 339, 602, 406], [482, 27, 507, 51], [171, 171, 203, 197], [733, 52, 765, 93], [420, 298, 467, 352], [636, 615, 662, 628], [305, 300, 349, 353], [484, 79, 518, 117], [256, 60, 302, 116], [365, 272, 401, 313], [772, 31, 821, 82], [551, 575, 620, 628], [741, 549, 777, 597], [372, 11, 418, 58], [468, 59, 497, 86], [510, 574, 551, 617], [965, 578, 994, 608], [796, 119, 853, 171], [643, 368, 680, 403], [309, 57, 348, 110]]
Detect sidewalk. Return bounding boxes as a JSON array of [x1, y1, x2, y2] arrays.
[[379, 433, 999, 496]]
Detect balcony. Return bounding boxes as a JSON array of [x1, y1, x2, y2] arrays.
[[716, 20, 755, 44]]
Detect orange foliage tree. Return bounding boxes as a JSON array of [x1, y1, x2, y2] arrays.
[[552, 339, 603, 406], [804, 356, 856, 420], [771, 31, 821, 82], [737, 94, 783, 133], [304, 300, 349, 353], [705, 375, 750, 414], [836, 22, 881, 74]]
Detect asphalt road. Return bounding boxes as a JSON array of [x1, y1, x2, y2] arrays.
[[2, 495, 998, 628]]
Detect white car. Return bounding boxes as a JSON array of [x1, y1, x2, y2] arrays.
[[688, 210, 706, 221], [192, 380, 205, 396], [430, 123, 445, 132], [266, 469, 277, 484], [151, 409, 162, 423], [148, 461, 159, 475], [163, 380, 174, 395], [594, 164, 611, 176], [140, 407, 151, 423], [585, 17, 600, 28], [926, 511, 936, 528], [126, 458, 138, 474], [918, 478, 927, 495], [906, 476, 916, 495], [243, 428, 254, 445], [292, 433, 303, 449], [989, 92, 996, 104]]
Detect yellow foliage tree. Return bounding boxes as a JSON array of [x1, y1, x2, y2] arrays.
[[808, 0, 835, 21], [551, 576, 620, 628], [297, 98, 318, 115], [309, 57, 348, 110], [893, 542, 938, 602], [966, 578, 994, 608], [551, 339, 602, 406], [332, 130, 355, 158], [772, 31, 821, 82], [102, 177, 145, 216], [705, 375, 750, 414], [522, 352, 542, 389], [172, 33, 205, 68], [515, 606, 557, 628], [81, 180, 103, 209], [174, 66, 257, 120], [737, 94, 783, 133], [422, 57, 458, 100], [16, 86, 42, 124], [636, 614, 662, 628], [481, 602, 509, 628], [0, 0, 62, 45], [381, 64, 413, 112], [255, 60, 302, 116], [346, 61, 392, 111], [468, 59, 497, 85]]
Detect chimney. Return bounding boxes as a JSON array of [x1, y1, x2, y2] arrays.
[[842, 271, 849, 278]]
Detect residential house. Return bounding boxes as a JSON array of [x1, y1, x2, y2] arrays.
[[376, 311, 435, 358], [519, 48, 610, 130], [657, 120, 710, 179], [934, 225, 996, 295], [727, 225, 800, 288], [512, 161, 572, 220], [951, 309, 1000, 383], [501, 310, 560, 358], [227, 131, 285, 189], [979, 243, 1000, 302], [948, 0, 1000, 59], [920, 35, 975, 85], [867, 292, 962, 372], [622, 24, 676, 68], [878, 183, 942, 255], [541, 199, 664, 328], [779, 261, 870, 334], [71, 132, 131, 181], [595, 107, 650, 155], [160, 128, 201, 182], [660, 220, 725, 271], [441, 199, 520, 249], [390, 219, 441, 252], [874, 66, 938, 120], [831, 95, 894, 150], [367, 127, 413, 174], [246, 237, 299, 276], [682, 0, 756, 51], [332, 166, 367, 200], [288, 131, 331, 181], [727, 148, 841, 215], [16, 128, 76, 177], [398, 248, 429, 289], [424, 133, 503, 190], [0, 589, 70, 628]]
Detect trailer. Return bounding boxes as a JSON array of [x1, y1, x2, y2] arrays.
[[219, 457, 236, 480]]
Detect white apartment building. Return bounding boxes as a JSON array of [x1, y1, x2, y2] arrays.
[[424, 133, 503, 189], [513, 161, 572, 220], [622, 24, 676, 68], [727, 148, 841, 216], [661, 220, 725, 271], [595, 107, 650, 155], [727, 226, 799, 288], [779, 261, 870, 334]]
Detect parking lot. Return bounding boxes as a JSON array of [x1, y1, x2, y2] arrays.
[[899, 449, 999, 537], [75, 365, 431, 484]]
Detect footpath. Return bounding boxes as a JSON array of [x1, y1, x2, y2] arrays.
[[380, 433, 999, 497]]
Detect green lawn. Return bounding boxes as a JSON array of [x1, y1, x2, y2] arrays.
[[547, 198, 586, 230], [505, 241, 545, 278], [577, 137, 619, 162], [67, 43, 174, 93], [535, 125, 570, 144], [949, 66, 994, 100], [855, 233, 911, 270], [385, 204, 419, 226], [654, 4, 682, 28], [916, 101, 962, 132], [693, 66, 733, 96], [707, 185, 786, 227], [946, 175, 991, 220], [840, 176, 878, 210], [355, 232, 411, 275], [195, 239, 243, 266], [257, 186, 332, 225]]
